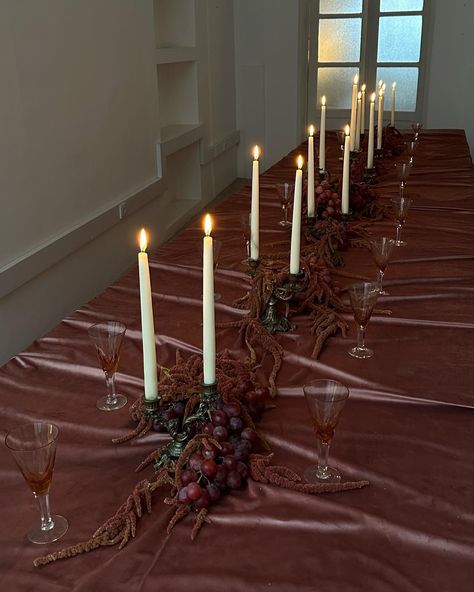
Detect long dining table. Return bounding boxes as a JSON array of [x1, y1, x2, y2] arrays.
[[1, 129, 473, 592]]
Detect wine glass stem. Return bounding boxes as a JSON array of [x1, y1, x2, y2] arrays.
[[284, 206, 288, 224], [246, 239, 250, 260], [35, 492, 54, 531], [400, 183, 404, 198], [105, 373, 117, 405], [317, 440, 331, 475], [396, 223, 403, 244], [357, 324, 366, 350], [377, 269, 384, 292]]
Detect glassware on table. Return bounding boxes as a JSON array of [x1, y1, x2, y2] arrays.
[[336, 130, 345, 160], [390, 196, 413, 247], [303, 379, 350, 484], [395, 161, 412, 198], [411, 122, 423, 141], [405, 141, 417, 165], [275, 182, 294, 228], [370, 237, 396, 295], [348, 281, 379, 359], [239, 213, 251, 265], [88, 320, 127, 411], [5, 422, 68, 544]]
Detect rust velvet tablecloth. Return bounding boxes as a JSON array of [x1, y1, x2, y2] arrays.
[[1, 130, 473, 592]]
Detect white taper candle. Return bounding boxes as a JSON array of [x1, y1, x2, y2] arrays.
[[391, 82, 396, 127], [367, 93, 376, 170], [319, 96, 326, 172], [349, 74, 359, 152], [202, 214, 216, 385], [342, 126, 351, 215], [290, 155, 304, 274], [250, 146, 260, 261], [307, 126, 315, 218]]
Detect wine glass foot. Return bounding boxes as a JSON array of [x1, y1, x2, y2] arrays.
[[349, 345, 374, 359], [395, 240, 407, 247], [96, 394, 127, 411], [214, 292, 222, 301], [279, 220, 292, 228], [28, 514, 68, 544], [304, 465, 341, 484], [378, 289, 390, 296]]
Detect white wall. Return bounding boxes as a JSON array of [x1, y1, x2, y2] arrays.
[[0, 0, 238, 365], [234, 0, 307, 176], [424, 0, 474, 155]]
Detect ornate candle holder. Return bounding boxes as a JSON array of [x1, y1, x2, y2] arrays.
[[318, 169, 328, 182], [363, 168, 376, 184], [246, 258, 260, 278], [260, 281, 296, 334], [375, 148, 383, 159]]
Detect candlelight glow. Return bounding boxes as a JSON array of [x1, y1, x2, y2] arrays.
[[297, 155, 304, 169], [345, 124, 350, 136], [358, 91, 362, 100], [379, 88, 384, 98], [392, 81, 396, 90], [354, 74, 359, 84], [382, 83, 387, 92], [309, 124, 315, 137], [378, 79, 384, 89], [139, 228, 148, 252], [204, 214, 212, 236], [321, 95, 326, 106], [371, 92, 376, 102], [361, 84, 366, 92], [253, 145, 260, 160]]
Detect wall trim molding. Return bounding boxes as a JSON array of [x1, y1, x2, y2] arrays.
[[0, 177, 165, 300]]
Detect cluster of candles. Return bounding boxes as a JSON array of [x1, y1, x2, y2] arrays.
[[136, 75, 398, 397]]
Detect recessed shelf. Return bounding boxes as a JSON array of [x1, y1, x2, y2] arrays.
[[156, 46, 196, 65], [158, 123, 204, 157], [156, 61, 199, 129]]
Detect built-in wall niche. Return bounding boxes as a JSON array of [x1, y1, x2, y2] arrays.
[[166, 141, 201, 202], [153, 0, 196, 49], [157, 61, 199, 129]]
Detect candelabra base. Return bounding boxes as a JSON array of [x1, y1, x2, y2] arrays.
[[340, 211, 353, 224], [363, 168, 376, 184], [318, 169, 328, 182], [246, 258, 260, 278], [261, 291, 296, 334], [375, 148, 383, 159], [283, 272, 304, 294]]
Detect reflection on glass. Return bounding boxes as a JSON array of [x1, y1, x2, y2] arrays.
[[377, 15, 422, 62], [320, 0, 362, 13], [317, 67, 359, 109], [319, 18, 362, 62], [376, 67, 419, 111], [380, 0, 423, 12]]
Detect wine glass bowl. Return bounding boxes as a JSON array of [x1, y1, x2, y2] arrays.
[[348, 281, 379, 359], [303, 379, 350, 484], [394, 161, 412, 197], [370, 237, 396, 295], [239, 213, 251, 265], [5, 422, 68, 544], [411, 122, 423, 141], [88, 320, 127, 411], [275, 183, 294, 228], [390, 196, 413, 247], [404, 141, 417, 165]]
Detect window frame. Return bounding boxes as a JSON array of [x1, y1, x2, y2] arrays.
[[306, 0, 430, 131]]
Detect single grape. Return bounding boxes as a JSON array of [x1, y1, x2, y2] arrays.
[[254, 387, 269, 401], [202, 422, 214, 435], [211, 410, 229, 427], [203, 447, 217, 460], [226, 470, 242, 490], [236, 461, 249, 479], [194, 490, 211, 510], [222, 455, 238, 471], [229, 416, 244, 433], [223, 402, 241, 418], [201, 458, 218, 479], [213, 426, 228, 442], [220, 441, 234, 457], [207, 483, 221, 503], [188, 454, 204, 472], [241, 427, 258, 444], [178, 487, 190, 504], [186, 482, 203, 501], [173, 401, 185, 417], [181, 468, 198, 486]]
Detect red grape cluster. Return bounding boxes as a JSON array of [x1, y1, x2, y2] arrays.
[[177, 399, 263, 511], [349, 182, 377, 214], [315, 181, 341, 219]]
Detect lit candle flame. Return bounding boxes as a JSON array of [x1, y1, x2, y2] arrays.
[[378, 79, 384, 88], [371, 92, 376, 102], [354, 74, 359, 85], [321, 95, 326, 106], [378, 88, 384, 98], [204, 214, 212, 236], [139, 228, 148, 252], [297, 155, 304, 170], [345, 125, 350, 136], [309, 124, 315, 137], [358, 91, 362, 100], [253, 145, 260, 160], [392, 81, 396, 90], [361, 84, 366, 92], [382, 83, 386, 92]]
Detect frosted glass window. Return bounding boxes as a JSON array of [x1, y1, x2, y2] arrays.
[[319, 18, 362, 63], [380, 0, 424, 12], [320, 0, 362, 14], [377, 16, 422, 62], [317, 67, 359, 109], [376, 67, 419, 111]]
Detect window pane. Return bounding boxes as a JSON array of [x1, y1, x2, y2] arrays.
[[320, 0, 362, 14], [376, 67, 419, 111], [317, 67, 360, 109], [380, 0, 424, 12], [377, 16, 422, 62], [318, 18, 362, 63]]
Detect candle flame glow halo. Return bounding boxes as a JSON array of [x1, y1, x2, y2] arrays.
[[139, 228, 148, 252], [321, 95, 326, 106], [253, 145, 260, 160], [345, 124, 350, 136], [354, 74, 359, 84], [392, 81, 396, 89], [358, 91, 362, 99], [297, 155, 304, 169], [371, 92, 376, 102], [361, 83, 366, 91], [309, 124, 315, 136], [204, 213, 212, 236]]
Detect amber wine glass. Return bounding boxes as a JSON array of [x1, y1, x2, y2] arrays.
[[5, 422, 68, 544], [348, 281, 379, 359], [88, 320, 127, 411], [395, 161, 412, 198], [303, 380, 350, 484], [370, 237, 396, 295], [275, 182, 294, 227], [390, 196, 413, 247]]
